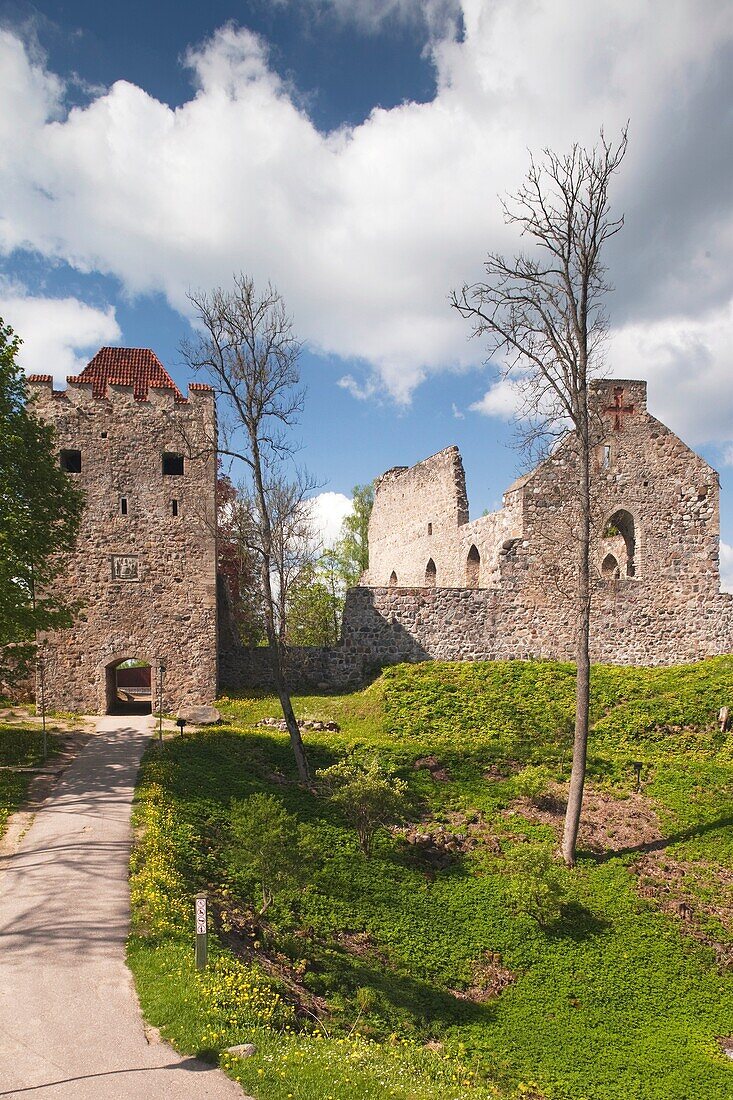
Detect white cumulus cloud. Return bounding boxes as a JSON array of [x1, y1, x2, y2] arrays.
[[0, 3, 731, 439], [307, 491, 352, 547], [605, 302, 733, 449], [0, 281, 121, 382], [274, 0, 462, 37], [470, 378, 522, 419]]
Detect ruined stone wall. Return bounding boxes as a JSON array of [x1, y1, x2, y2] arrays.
[[29, 376, 218, 713], [365, 447, 470, 587], [456, 493, 524, 588], [220, 580, 733, 693], [365, 446, 525, 589], [519, 381, 720, 603], [221, 378, 733, 692]]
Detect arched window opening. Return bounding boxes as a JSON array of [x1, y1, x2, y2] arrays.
[[602, 509, 636, 577], [388, 570, 398, 587], [466, 544, 480, 587], [425, 558, 437, 587], [601, 553, 620, 579]]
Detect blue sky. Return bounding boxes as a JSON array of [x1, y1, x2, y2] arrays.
[[1, 1, 733, 559]]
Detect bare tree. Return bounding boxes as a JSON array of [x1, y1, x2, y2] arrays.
[[451, 129, 628, 865], [267, 473, 320, 643], [182, 275, 312, 785]]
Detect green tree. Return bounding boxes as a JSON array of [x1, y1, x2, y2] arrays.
[[286, 561, 341, 647], [289, 483, 374, 644], [230, 793, 306, 919], [217, 473, 265, 646], [317, 757, 407, 858], [332, 482, 373, 588], [503, 844, 567, 927], [0, 320, 83, 684]]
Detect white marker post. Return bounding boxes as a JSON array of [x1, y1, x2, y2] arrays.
[[195, 893, 208, 971]]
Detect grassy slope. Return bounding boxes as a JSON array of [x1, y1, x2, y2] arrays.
[[128, 659, 733, 1100]]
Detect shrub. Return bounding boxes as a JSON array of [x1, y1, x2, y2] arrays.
[[317, 756, 407, 857], [503, 844, 567, 926], [230, 793, 306, 917], [513, 764, 554, 805]]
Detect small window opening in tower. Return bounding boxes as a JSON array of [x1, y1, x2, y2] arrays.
[[427, 522, 433, 535], [162, 452, 184, 476], [602, 444, 611, 469], [425, 558, 437, 587], [388, 570, 398, 587], [60, 449, 81, 473], [171, 499, 179, 517], [120, 497, 128, 516]]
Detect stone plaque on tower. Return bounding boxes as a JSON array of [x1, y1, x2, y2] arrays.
[[111, 555, 140, 581]]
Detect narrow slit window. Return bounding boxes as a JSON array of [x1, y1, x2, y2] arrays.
[[171, 499, 179, 517], [602, 445, 611, 469], [60, 449, 82, 473], [162, 452, 184, 476], [120, 497, 128, 516], [427, 522, 433, 535]]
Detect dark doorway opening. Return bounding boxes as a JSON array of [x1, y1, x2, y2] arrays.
[[466, 544, 480, 587], [106, 658, 152, 714]]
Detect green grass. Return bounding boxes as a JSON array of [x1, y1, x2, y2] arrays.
[[128, 658, 733, 1100], [0, 722, 59, 835]]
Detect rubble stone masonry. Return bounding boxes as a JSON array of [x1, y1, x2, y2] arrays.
[[28, 351, 217, 713], [27, 362, 733, 706], [221, 379, 733, 691]]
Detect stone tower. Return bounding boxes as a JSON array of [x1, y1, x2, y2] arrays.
[[27, 348, 218, 714]]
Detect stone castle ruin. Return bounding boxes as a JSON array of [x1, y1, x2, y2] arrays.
[[28, 354, 733, 712], [366, 378, 719, 600], [28, 349, 218, 714], [225, 376, 733, 692]]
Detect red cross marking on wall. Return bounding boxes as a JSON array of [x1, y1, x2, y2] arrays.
[[605, 386, 635, 430]]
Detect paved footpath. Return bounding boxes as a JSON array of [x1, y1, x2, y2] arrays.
[[0, 715, 248, 1099]]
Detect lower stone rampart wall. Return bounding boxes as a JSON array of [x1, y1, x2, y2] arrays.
[[219, 583, 733, 692]]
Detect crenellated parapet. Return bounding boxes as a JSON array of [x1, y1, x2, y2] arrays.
[[28, 368, 215, 412]]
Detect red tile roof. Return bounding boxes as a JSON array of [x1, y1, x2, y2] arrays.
[[69, 347, 187, 402], [27, 374, 53, 383]]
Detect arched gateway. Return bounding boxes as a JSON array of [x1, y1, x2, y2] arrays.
[[105, 658, 152, 715]]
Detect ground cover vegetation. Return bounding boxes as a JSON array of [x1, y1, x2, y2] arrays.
[[0, 720, 60, 835], [128, 658, 733, 1099]]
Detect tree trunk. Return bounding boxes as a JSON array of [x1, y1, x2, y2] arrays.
[[249, 434, 311, 786], [562, 422, 592, 866], [260, 560, 311, 786]]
